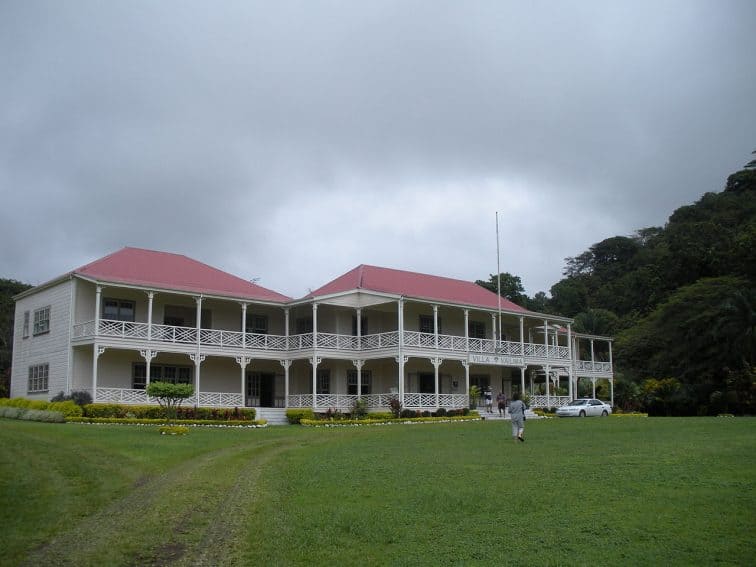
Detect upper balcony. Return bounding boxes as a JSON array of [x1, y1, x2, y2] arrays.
[[70, 319, 605, 371]]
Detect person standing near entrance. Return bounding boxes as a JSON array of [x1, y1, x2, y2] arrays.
[[484, 387, 493, 413], [508, 392, 526, 442], [496, 391, 507, 416]]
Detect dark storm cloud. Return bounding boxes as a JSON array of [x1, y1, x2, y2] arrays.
[[1, 1, 754, 296]]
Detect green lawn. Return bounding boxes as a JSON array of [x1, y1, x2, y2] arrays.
[[1, 417, 754, 566]]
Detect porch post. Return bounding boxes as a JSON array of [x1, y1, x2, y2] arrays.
[[545, 365, 550, 408], [280, 360, 291, 408], [519, 316, 525, 356], [464, 309, 469, 351], [141, 349, 157, 387], [491, 313, 497, 343], [592, 377, 597, 398], [190, 353, 205, 406], [312, 303, 318, 349], [590, 339, 595, 370], [196, 296, 203, 346], [310, 356, 320, 410], [543, 319, 549, 358], [520, 366, 526, 396], [398, 299, 405, 404], [241, 303, 247, 348], [433, 304, 439, 349], [94, 285, 102, 336], [284, 307, 290, 350], [430, 357, 441, 408], [462, 360, 470, 407], [608, 340, 614, 371], [147, 291, 154, 341], [567, 323, 574, 399], [356, 307, 362, 350], [236, 356, 250, 406], [92, 344, 105, 402], [353, 359, 364, 397], [610, 377, 614, 408]]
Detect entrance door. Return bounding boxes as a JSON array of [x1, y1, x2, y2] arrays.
[[247, 372, 276, 407], [419, 373, 435, 394]]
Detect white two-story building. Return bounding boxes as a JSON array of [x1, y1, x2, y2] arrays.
[[11, 248, 614, 415]]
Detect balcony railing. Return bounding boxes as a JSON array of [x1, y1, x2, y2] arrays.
[[286, 392, 467, 411], [95, 387, 244, 408], [73, 320, 587, 366]]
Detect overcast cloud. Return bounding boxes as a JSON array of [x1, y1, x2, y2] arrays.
[[1, 0, 754, 298]]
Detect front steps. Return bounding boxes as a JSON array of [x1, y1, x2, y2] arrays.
[[255, 407, 289, 425], [476, 408, 540, 421]]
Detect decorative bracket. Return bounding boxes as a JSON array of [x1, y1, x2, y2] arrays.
[[280, 359, 292, 369], [140, 349, 157, 362], [352, 359, 364, 369], [394, 355, 409, 364], [96, 345, 106, 358], [429, 357, 442, 368], [190, 353, 206, 364], [235, 355, 251, 369], [309, 356, 322, 367]]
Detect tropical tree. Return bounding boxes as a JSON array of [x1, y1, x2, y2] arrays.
[[146, 381, 194, 421], [475, 273, 528, 307]]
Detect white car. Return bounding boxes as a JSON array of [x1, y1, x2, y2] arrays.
[[556, 399, 612, 417]]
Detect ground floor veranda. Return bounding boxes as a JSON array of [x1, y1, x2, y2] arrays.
[[71, 344, 612, 411]]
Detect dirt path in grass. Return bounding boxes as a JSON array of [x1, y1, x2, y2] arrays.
[[22, 435, 316, 566]]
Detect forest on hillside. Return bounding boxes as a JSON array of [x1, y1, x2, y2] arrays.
[[478, 159, 756, 415], [2, 162, 754, 413]]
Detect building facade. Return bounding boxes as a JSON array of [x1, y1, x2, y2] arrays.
[[11, 248, 614, 412]]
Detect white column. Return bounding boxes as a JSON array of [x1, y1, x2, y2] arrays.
[[398, 299, 405, 404], [92, 345, 105, 401], [590, 339, 596, 372], [491, 313, 497, 343], [195, 296, 203, 346], [567, 323, 574, 400], [353, 359, 364, 396], [310, 356, 320, 410], [147, 291, 154, 341], [356, 307, 362, 350], [545, 365, 550, 407], [592, 378, 597, 398], [141, 349, 157, 386], [462, 360, 470, 405], [520, 366, 526, 396], [94, 285, 102, 336], [280, 360, 291, 407], [241, 303, 247, 348], [610, 378, 614, 407], [464, 309, 469, 351], [431, 357, 441, 408], [608, 340, 614, 369], [312, 303, 318, 349], [190, 353, 205, 406], [284, 308, 290, 349], [236, 356, 250, 406], [519, 316, 525, 356], [433, 304, 439, 349], [543, 319, 549, 358]]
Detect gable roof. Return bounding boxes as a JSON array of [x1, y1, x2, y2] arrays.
[[307, 264, 530, 313], [73, 247, 291, 303]]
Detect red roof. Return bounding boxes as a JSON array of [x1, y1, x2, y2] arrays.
[[74, 247, 291, 302], [307, 264, 529, 313]]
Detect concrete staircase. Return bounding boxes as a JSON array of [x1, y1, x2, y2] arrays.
[[476, 408, 540, 421], [255, 407, 289, 425]]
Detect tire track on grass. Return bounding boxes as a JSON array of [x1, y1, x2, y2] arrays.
[[23, 438, 288, 567]]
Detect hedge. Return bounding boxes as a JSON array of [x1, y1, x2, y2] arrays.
[[300, 415, 481, 427], [81, 403, 255, 421], [66, 417, 268, 427], [0, 406, 65, 423], [0, 397, 83, 417]]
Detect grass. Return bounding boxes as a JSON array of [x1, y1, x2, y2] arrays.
[[1, 417, 754, 566]]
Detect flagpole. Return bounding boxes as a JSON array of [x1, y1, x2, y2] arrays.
[[496, 212, 502, 349]]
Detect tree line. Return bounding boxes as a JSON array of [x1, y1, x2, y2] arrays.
[[478, 156, 755, 415]]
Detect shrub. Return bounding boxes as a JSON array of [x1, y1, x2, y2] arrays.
[[52, 390, 93, 406], [388, 398, 402, 418], [0, 406, 25, 419], [367, 412, 393, 420], [286, 408, 315, 424], [352, 398, 368, 419], [146, 381, 194, 421], [400, 409, 414, 419], [159, 425, 189, 435], [434, 408, 448, 417], [47, 400, 83, 417], [19, 409, 65, 423]]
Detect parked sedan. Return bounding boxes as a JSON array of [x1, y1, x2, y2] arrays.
[[556, 398, 612, 417]]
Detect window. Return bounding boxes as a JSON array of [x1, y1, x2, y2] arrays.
[[296, 317, 313, 334], [468, 321, 486, 339], [246, 314, 268, 334], [133, 363, 193, 389], [351, 315, 368, 336], [419, 315, 441, 334], [317, 369, 330, 394], [163, 305, 211, 328], [347, 369, 371, 395], [33, 306, 50, 335], [28, 363, 49, 393], [22, 311, 30, 338], [103, 298, 135, 321]]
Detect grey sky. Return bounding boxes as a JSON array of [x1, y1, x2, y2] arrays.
[[1, 1, 754, 298]]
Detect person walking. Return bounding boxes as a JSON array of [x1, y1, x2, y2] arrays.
[[496, 391, 507, 416], [508, 392, 527, 442]]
